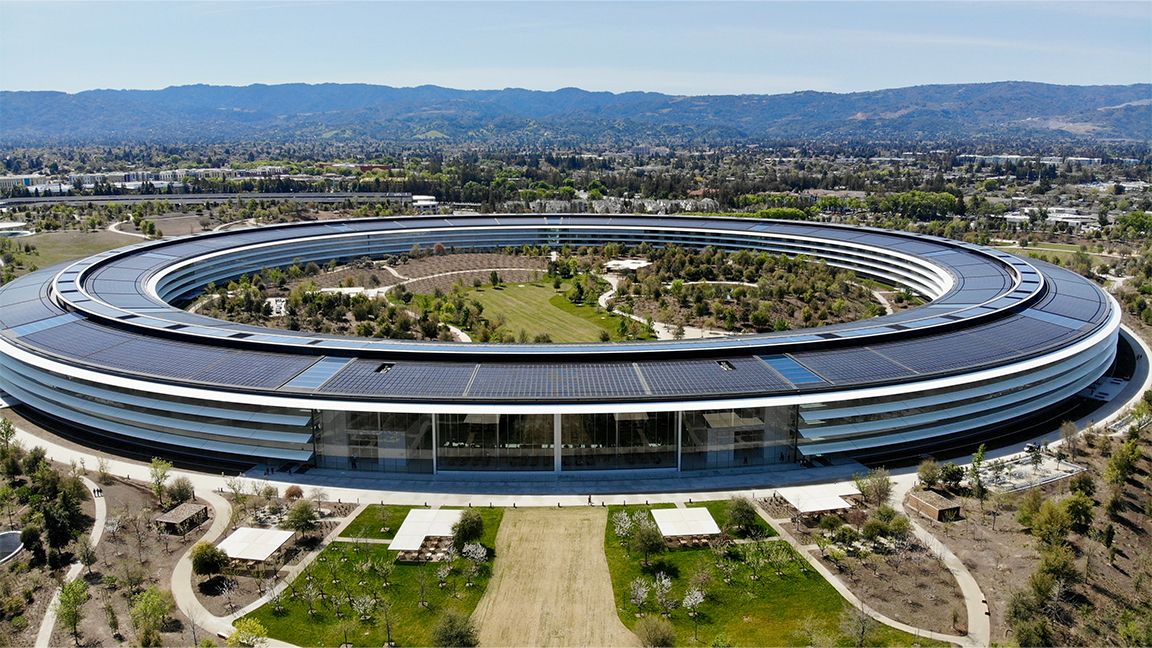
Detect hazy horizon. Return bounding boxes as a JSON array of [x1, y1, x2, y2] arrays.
[[1, 1, 1150, 96]]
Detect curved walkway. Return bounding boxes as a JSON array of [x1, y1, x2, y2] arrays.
[[34, 476, 107, 648], [107, 220, 152, 239], [755, 503, 980, 647], [170, 488, 236, 642]]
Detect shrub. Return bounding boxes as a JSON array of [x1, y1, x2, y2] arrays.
[[1068, 472, 1095, 497], [167, 476, 195, 506], [190, 542, 230, 578], [636, 615, 676, 647], [433, 610, 478, 647], [284, 485, 303, 501], [917, 458, 941, 489], [1062, 492, 1094, 532], [1031, 499, 1071, 546]]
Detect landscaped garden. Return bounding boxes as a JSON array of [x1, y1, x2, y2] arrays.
[[244, 507, 503, 647], [338, 504, 413, 540], [605, 500, 939, 646]]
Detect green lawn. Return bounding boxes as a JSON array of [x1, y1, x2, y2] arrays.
[[605, 506, 939, 647], [339, 505, 412, 540], [464, 281, 646, 342], [7, 230, 137, 275], [245, 508, 503, 647], [690, 498, 776, 538]]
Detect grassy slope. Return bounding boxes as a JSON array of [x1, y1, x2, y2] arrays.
[[246, 508, 503, 647], [605, 505, 938, 647]]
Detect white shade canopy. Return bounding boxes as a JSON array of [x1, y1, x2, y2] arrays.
[[651, 507, 721, 537], [388, 509, 465, 551], [217, 527, 295, 562]]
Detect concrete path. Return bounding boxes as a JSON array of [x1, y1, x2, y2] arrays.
[[107, 220, 152, 239], [34, 476, 107, 648], [598, 273, 726, 340], [891, 479, 991, 646], [170, 488, 237, 642], [753, 502, 977, 647]]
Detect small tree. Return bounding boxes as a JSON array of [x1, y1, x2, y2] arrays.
[[839, 603, 876, 648], [131, 586, 173, 647], [1062, 492, 1094, 533], [969, 444, 987, 509], [148, 457, 173, 506], [726, 496, 759, 535], [76, 536, 98, 577], [280, 499, 319, 536], [917, 458, 941, 489], [629, 576, 651, 612], [191, 542, 230, 579], [1031, 499, 1071, 546], [433, 610, 478, 647], [227, 618, 268, 647], [653, 571, 674, 615], [939, 463, 965, 491], [0, 417, 14, 453], [630, 520, 666, 566], [57, 578, 90, 645], [284, 485, 303, 501], [683, 587, 705, 640], [1060, 420, 1079, 459], [855, 467, 892, 507], [452, 509, 484, 551]]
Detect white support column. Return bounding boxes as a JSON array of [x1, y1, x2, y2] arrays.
[[676, 411, 683, 472], [431, 414, 438, 475], [554, 413, 562, 472]]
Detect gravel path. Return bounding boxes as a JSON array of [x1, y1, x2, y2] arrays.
[[473, 508, 639, 647]]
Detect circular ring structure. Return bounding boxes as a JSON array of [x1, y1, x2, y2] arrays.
[[0, 215, 1121, 478]]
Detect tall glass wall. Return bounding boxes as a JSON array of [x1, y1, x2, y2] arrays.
[[681, 406, 796, 470], [315, 410, 433, 473], [560, 411, 677, 470], [438, 413, 554, 471], [314, 407, 796, 473]]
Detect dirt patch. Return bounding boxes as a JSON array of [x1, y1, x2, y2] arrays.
[[472, 508, 639, 647]]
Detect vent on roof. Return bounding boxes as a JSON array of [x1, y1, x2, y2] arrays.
[[716, 360, 735, 371], [376, 363, 395, 374]]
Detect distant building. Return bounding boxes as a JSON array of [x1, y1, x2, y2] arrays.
[[0, 175, 48, 191]]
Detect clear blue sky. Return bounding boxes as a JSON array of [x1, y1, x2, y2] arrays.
[[1, 1, 1149, 95]]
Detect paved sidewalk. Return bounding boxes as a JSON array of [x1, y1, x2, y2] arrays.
[[34, 476, 107, 648], [170, 488, 236, 643]]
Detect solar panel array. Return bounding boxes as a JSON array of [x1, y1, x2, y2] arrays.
[[318, 360, 476, 397], [791, 348, 916, 384], [466, 363, 646, 399], [639, 357, 791, 396]]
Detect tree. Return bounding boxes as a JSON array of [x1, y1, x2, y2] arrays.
[[284, 484, 303, 501], [227, 618, 268, 647], [726, 496, 759, 535], [148, 457, 172, 506], [131, 587, 173, 647], [452, 509, 484, 551], [839, 603, 876, 648], [76, 536, 98, 577], [939, 463, 965, 491], [855, 467, 892, 507], [653, 571, 674, 615], [629, 576, 651, 612], [433, 610, 478, 647], [280, 499, 319, 535], [1062, 492, 1094, 533], [0, 417, 14, 453], [1060, 420, 1079, 459], [683, 587, 705, 640], [57, 578, 89, 645], [1031, 499, 1071, 546], [630, 520, 666, 566], [635, 616, 675, 647], [191, 542, 230, 579], [969, 444, 987, 509], [917, 458, 941, 489]]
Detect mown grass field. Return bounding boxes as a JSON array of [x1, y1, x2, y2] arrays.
[[338, 504, 412, 540], [246, 508, 503, 647], [605, 505, 941, 647], [466, 280, 644, 342], [8, 230, 137, 274]]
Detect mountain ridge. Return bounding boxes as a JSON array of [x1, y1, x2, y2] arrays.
[[2, 81, 1148, 145]]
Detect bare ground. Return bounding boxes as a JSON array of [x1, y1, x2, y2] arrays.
[[472, 508, 639, 648]]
